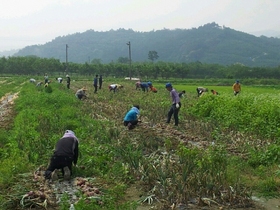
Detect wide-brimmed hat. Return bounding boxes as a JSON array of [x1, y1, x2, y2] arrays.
[[82, 87, 87, 91], [66, 75, 69, 77]]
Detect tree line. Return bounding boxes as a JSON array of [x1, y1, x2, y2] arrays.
[[1, 56, 280, 80]]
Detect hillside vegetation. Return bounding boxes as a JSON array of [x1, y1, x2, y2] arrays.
[[14, 22, 280, 67]]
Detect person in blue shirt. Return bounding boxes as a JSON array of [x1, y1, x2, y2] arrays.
[[140, 83, 149, 92], [123, 105, 141, 130]]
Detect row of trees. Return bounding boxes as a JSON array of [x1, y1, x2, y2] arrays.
[[1, 56, 280, 79]]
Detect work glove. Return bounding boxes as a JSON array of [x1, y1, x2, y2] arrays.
[[176, 103, 180, 108]]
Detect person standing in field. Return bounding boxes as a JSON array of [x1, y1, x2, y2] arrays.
[[232, 80, 241, 96], [99, 75, 103, 89], [93, 75, 98, 93], [123, 105, 141, 130], [196, 87, 208, 97], [165, 83, 181, 126], [44, 73, 49, 84], [66, 75, 70, 89], [44, 130, 79, 181]]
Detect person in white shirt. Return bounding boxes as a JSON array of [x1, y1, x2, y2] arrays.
[[56, 77, 63, 83], [108, 84, 123, 93], [30, 78, 36, 83]]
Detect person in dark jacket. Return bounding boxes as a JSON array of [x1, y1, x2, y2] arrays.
[[93, 75, 98, 93], [99, 75, 103, 89], [66, 75, 70, 89], [44, 130, 79, 181]]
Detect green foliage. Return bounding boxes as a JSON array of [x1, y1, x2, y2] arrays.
[[188, 93, 280, 139], [248, 145, 280, 167]]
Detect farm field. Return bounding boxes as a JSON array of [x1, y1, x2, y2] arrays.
[[0, 76, 279, 210]]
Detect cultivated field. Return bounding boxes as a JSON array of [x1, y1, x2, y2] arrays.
[[0, 76, 279, 210]]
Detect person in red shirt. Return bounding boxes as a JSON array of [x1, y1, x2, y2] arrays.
[[211, 89, 219, 95], [147, 82, 157, 93]]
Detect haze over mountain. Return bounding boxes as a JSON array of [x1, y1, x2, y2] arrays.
[[10, 23, 280, 67]]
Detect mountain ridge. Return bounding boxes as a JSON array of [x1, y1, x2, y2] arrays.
[[11, 22, 280, 67]]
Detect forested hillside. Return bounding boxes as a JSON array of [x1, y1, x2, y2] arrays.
[[14, 22, 280, 67]]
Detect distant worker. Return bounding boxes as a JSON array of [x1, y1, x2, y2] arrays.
[[99, 75, 103, 89], [93, 74, 98, 93], [44, 73, 49, 84], [147, 82, 157, 93], [66, 75, 70, 89], [135, 80, 141, 90], [140, 82, 149, 92], [232, 80, 241, 96], [56, 77, 63, 83], [165, 83, 181, 126], [36, 81, 43, 87], [44, 130, 79, 181], [30, 78, 36, 83], [75, 87, 87, 100], [179, 90, 186, 98], [211, 89, 219, 95], [197, 87, 208, 97], [108, 84, 123, 93], [123, 105, 141, 130]]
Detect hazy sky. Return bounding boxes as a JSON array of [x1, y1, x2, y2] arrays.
[[1, 0, 280, 51]]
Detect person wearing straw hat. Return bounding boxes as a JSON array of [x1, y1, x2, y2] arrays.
[[75, 87, 87, 100], [44, 130, 79, 181]]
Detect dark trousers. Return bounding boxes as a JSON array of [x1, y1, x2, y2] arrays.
[[234, 91, 240, 96], [94, 85, 98, 93], [109, 86, 117, 93], [67, 83, 70, 89], [197, 88, 203, 97], [124, 120, 138, 126], [166, 103, 181, 126], [99, 83, 102, 89], [141, 87, 148, 92], [44, 156, 73, 179]]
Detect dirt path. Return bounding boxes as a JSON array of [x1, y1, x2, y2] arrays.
[[0, 92, 18, 129]]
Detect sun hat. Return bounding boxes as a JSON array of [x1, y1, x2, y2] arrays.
[[165, 83, 172, 88], [82, 87, 87, 91]]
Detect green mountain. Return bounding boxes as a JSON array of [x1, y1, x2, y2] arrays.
[[14, 22, 280, 67]]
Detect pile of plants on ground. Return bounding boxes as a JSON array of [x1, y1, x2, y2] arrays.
[[0, 77, 279, 209]]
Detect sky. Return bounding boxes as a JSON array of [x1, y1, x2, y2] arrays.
[[1, 0, 280, 52]]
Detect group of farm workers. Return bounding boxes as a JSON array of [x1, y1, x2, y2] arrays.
[[42, 79, 241, 181], [196, 80, 241, 97], [123, 82, 181, 130]]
